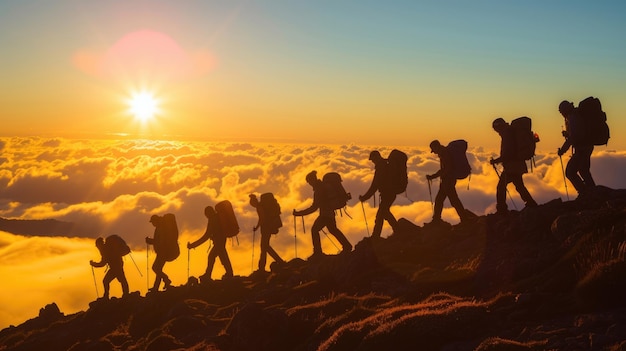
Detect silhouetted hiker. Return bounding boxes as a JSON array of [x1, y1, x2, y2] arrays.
[[425, 140, 470, 226], [90, 236, 129, 299], [250, 193, 286, 272], [293, 170, 352, 259], [359, 150, 399, 238], [146, 214, 180, 292], [558, 100, 596, 196], [490, 118, 538, 214], [187, 205, 234, 282]]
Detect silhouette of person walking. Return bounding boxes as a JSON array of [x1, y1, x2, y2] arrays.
[[558, 100, 596, 196], [490, 118, 538, 214], [359, 150, 398, 238], [293, 170, 352, 258], [425, 140, 470, 226], [250, 194, 285, 272], [90, 237, 129, 299], [146, 215, 172, 292], [187, 205, 234, 282]]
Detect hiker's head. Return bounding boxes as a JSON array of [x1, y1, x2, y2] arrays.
[[429, 140, 443, 154], [305, 170, 318, 185], [492, 117, 507, 132], [204, 205, 216, 218], [95, 237, 105, 248], [149, 214, 161, 226], [368, 150, 383, 164], [558, 100, 574, 116], [249, 194, 259, 206]]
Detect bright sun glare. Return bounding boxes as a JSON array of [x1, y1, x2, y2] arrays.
[[127, 91, 160, 122]]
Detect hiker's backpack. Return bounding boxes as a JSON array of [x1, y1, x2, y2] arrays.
[[160, 213, 180, 262], [105, 234, 131, 257], [259, 192, 282, 234], [386, 149, 408, 194], [578, 96, 610, 145], [216, 200, 240, 238], [446, 140, 471, 180], [510, 117, 537, 161], [322, 172, 351, 210]]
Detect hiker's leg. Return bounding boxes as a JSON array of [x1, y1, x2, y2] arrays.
[[444, 178, 466, 219], [433, 185, 446, 220], [204, 247, 219, 279], [381, 193, 398, 229], [578, 145, 596, 188], [217, 245, 234, 277], [566, 152, 586, 193], [373, 194, 394, 237], [326, 217, 351, 251], [511, 174, 536, 206], [117, 268, 129, 296], [151, 257, 165, 290], [258, 233, 270, 270], [102, 270, 115, 299], [310, 216, 324, 254], [496, 172, 509, 212], [262, 233, 283, 264]]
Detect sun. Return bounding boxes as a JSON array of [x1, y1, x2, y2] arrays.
[[127, 91, 160, 122]]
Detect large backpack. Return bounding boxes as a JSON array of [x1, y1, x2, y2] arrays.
[[105, 234, 131, 257], [216, 200, 240, 238], [386, 149, 408, 195], [259, 192, 282, 234], [322, 172, 351, 210], [578, 96, 610, 145], [446, 140, 471, 180], [160, 213, 180, 262], [510, 117, 537, 161]]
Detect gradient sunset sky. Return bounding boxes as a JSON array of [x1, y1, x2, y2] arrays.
[[1, 1, 625, 149], [2, 1, 626, 328]]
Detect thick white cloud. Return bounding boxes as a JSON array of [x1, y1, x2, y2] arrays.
[[0, 137, 624, 328]]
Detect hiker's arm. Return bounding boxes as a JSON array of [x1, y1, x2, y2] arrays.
[[188, 222, 211, 249], [360, 175, 379, 201], [90, 258, 106, 268], [427, 170, 441, 180], [558, 139, 571, 156], [293, 204, 317, 217]]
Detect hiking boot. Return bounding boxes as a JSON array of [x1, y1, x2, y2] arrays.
[[308, 251, 325, 261], [163, 278, 172, 290], [199, 273, 213, 284], [222, 272, 234, 280], [423, 218, 447, 227], [524, 200, 538, 209], [340, 244, 352, 255]]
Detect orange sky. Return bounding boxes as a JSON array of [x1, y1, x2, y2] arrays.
[[1, 2, 625, 149]]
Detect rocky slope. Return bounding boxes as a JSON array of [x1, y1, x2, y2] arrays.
[[2, 186, 626, 351]]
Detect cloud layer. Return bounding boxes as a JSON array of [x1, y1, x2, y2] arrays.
[[1, 137, 624, 327]]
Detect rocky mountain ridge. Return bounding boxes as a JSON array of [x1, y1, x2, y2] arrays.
[[1, 186, 626, 351]]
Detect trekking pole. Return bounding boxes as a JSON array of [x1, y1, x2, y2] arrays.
[[361, 201, 370, 236], [146, 243, 150, 292], [251, 227, 256, 274], [128, 252, 143, 277], [427, 178, 434, 213], [187, 247, 190, 281], [91, 265, 99, 298], [559, 153, 570, 201], [293, 215, 298, 259]]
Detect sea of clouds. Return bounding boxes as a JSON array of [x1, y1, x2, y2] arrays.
[[1, 137, 624, 328]]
